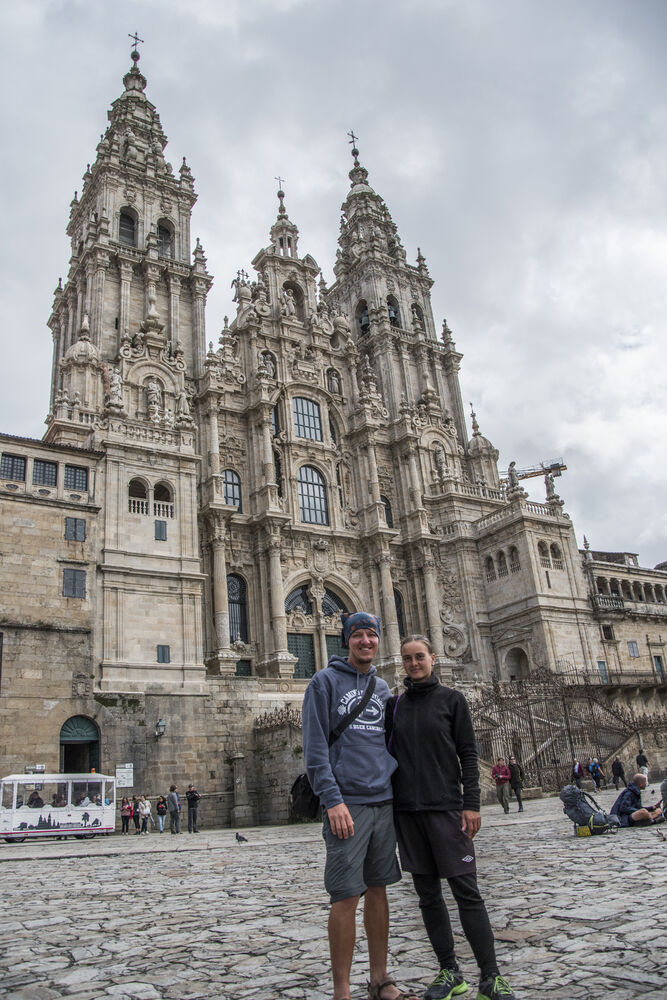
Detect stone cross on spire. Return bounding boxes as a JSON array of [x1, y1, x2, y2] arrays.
[[347, 130, 360, 162]]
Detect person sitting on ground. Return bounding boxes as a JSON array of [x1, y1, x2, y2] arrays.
[[610, 773, 662, 827]]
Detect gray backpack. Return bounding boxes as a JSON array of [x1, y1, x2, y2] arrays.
[[559, 784, 619, 836]]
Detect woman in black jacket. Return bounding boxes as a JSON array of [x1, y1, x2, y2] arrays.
[[386, 635, 516, 1000]]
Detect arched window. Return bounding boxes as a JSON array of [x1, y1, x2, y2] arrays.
[[157, 222, 173, 258], [322, 588, 348, 616], [356, 300, 370, 336], [223, 469, 242, 511], [497, 551, 509, 578], [645, 583, 656, 603], [621, 580, 632, 600], [298, 466, 329, 525], [633, 581, 644, 602], [380, 495, 394, 529], [327, 369, 342, 394], [293, 397, 323, 441], [153, 482, 174, 518], [537, 541, 551, 568], [411, 302, 425, 329], [119, 211, 136, 247], [509, 546, 520, 572], [128, 478, 148, 514], [394, 589, 406, 638], [227, 574, 248, 643], [285, 585, 313, 614], [485, 556, 496, 582], [550, 543, 564, 570], [60, 716, 100, 773], [274, 451, 283, 498], [387, 295, 401, 328]]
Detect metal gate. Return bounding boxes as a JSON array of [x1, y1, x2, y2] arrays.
[[470, 671, 635, 791]]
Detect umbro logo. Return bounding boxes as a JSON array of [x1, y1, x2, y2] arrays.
[[461, 855, 474, 863]]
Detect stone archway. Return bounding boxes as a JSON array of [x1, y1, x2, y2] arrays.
[[59, 716, 100, 773], [504, 646, 529, 681]]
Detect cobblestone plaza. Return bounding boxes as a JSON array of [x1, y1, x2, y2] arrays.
[[1, 793, 665, 1000]]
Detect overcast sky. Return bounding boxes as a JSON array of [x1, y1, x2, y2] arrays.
[[2, 0, 666, 567]]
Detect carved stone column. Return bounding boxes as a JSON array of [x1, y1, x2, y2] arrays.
[[208, 513, 236, 675], [168, 273, 181, 348], [365, 435, 381, 503], [378, 551, 400, 655], [91, 252, 109, 347], [265, 527, 296, 678], [192, 277, 208, 379], [423, 555, 445, 657], [407, 449, 422, 507], [119, 261, 134, 346], [260, 409, 275, 483], [208, 399, 221, 477]]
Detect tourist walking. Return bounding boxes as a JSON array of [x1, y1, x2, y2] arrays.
[[167, 784, 181, 834], [508, 755, 525, 812], [186, 784, 201, 833], [386, 634, 516, 1000], [156, 795, 167, 833], [302, 611, 412, 1000], [491, 758, 511, 815], [588, 758, 604, 793], [611, 757, 627, 791], [571, 760, 585, 789], [636, 748, 649, 777]]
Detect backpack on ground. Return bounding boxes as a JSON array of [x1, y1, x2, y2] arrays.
[[559, 783, 620, 836]]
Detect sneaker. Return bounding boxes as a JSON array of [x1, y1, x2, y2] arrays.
[[424, 968, 468, 999], [476, 975, 516, 999]]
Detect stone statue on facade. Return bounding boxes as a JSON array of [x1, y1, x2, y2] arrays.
[[508, 461, 519, 489], [108, 368, 123, 409], [281, 287, 297, 318], [146, 379, 162, 420], [545, 471, 556, 500]]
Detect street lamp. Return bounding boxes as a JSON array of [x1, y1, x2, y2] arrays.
[[155, 719, 166, 739]]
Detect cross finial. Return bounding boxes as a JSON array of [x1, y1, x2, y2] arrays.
[[275, 175, 284, 192], [129, 31, 144, 51], [347, 130, 359, 148]]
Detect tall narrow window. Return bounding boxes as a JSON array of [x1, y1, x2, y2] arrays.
[[223, 469, 242, 511], [271, 406, 280, 438], [628, 640, 640, 658], [380, 495, 394, 528], [157, 645, 171, 663], [387, 296, 401, 328], [227, 574, 248, 643], [119, 212, 136, 247], [155, 520, 167, 541], [298, 466, 329, 525], [293, 398, 323, 441], [63, 569, 86, 599], [157, 224, 172, 258], [394, 589, 406, 638]]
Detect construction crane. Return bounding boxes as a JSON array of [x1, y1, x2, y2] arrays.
[[500, 459, 567, 485]]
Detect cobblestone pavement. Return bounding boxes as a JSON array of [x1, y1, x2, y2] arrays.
[[1, 790, 665, 1000]]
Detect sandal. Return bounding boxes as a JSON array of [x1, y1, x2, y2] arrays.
[[367, 979, 419, 1000]]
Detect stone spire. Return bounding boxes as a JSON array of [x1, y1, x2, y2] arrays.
[[334, 137, 406, 278], [269, 179, 299, 258]]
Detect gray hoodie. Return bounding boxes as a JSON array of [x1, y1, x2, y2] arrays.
[[302, 655, 397, 810]]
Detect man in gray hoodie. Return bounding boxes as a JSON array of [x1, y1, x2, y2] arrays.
[[303, 612, 410, 1000]]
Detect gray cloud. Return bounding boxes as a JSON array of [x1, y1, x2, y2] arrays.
[[1, 0, 665, 564]]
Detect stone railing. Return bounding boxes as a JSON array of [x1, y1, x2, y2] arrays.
[[254, 706, 302, 731]]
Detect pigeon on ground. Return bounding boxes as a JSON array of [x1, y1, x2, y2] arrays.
[[235, 831, 248, 843]]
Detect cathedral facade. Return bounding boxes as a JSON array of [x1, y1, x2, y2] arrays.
[[1, 53, 665, 824]]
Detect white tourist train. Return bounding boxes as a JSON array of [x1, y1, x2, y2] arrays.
[[0, 773, 116, 842]]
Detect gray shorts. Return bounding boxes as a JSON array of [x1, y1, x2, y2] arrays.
[[323, 802, 402, 903]]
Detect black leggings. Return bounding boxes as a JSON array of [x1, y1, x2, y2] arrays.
[[412, 872, 498, 981]]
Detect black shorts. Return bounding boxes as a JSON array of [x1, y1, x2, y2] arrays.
[[394, 810, 477, 879]]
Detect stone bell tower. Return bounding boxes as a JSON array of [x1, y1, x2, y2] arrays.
[[44, 47, 213, 693]]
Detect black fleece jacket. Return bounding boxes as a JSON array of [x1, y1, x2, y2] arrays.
[[386, 674, 480, 812]]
